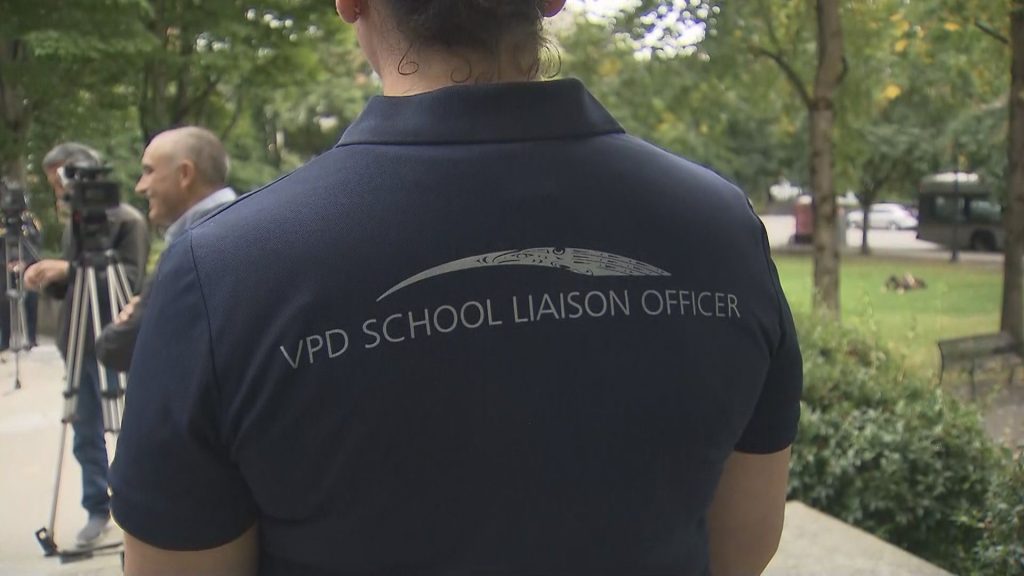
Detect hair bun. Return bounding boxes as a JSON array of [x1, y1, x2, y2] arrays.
[[386, 0, 546, 52]]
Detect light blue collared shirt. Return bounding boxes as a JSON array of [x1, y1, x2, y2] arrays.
[[165, 187, 237, 243]]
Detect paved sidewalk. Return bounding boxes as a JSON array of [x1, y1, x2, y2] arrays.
[[0, 343, 952, 576], [0, 342, 122, 576], [766, 503, 952, 576]]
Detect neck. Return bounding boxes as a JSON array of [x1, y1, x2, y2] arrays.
[[182, 184, 223, 215], [166, 185, 226, 230], [376, 44, 540, 96]]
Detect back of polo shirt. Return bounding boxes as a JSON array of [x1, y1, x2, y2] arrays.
[[112, 79, 802, 576]]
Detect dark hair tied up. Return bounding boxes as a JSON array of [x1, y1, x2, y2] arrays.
[[385, 0, 548, 54]]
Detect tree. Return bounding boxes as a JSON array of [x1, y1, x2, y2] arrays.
[[0, 0, 150, 182], [1006, 1, 1024, 347], [135, 0, 334, 142], [808, 0, 846, 316], [830, 3, 942, 254], [1, 0, 152, 245], [708, 0, 847, 315], [2, 1, 374, 249], [940, 0, 1023, 347], [565, 2, 847, 315], [850, 124, 929, 254]]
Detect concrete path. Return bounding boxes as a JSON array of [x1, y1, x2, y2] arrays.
[[0, 341, 123, 576], [765, 502, 952, 576], [0, 344, 953, 576]]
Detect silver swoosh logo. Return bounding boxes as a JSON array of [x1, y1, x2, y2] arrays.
[[378, 247, 671, 301]]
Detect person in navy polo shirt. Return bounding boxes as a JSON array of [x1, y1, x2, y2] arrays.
[[111, 1, 803, 575]]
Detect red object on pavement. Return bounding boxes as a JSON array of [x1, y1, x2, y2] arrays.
[[793, 196, 813, 244]]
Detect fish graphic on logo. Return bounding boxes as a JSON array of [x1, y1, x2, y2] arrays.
[[378, 247, 670, 301]]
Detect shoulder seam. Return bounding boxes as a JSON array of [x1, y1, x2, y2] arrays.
[[187, 233, 224, 419], [749, 202, 786, 344]]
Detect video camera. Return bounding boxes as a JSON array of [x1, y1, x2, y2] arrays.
[[1, 180, 28, 215], [0, 180, 29, 236], [59, 162, 121, 254]]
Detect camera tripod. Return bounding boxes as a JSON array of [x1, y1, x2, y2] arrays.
[[36, 248, 134, 563], [4, 227, 40, 392]]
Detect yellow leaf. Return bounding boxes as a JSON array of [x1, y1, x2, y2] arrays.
[[944, 21, 961, 31], [894, 38, 909, 53], [890, 11, 903, 22], [597, 58, 622, 78], [882, 84, 903, 101]]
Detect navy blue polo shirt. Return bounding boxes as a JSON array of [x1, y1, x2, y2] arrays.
[[111, 78, 801, 575]]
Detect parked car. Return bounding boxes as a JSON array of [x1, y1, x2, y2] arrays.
[[847, 203, 919, 230]]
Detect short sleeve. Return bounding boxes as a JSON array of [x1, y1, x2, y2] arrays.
[[110, 233, 257, 551], [734, 234, 803, 454]]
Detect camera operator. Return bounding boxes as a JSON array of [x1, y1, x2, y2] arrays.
[[96, 126, 236, 372], [24, 142, 149, 548]]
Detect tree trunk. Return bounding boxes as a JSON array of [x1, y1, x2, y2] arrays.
[[860, 203, 870, 255], [0, 40, 29, 185], [810, 0, 845, 317], [1002, 2, 1024, 348]]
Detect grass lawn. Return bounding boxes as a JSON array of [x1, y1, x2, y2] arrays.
[[774, 254, 1004, 375]]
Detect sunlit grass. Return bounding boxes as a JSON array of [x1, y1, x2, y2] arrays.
[[774, 254, 1003, 375]]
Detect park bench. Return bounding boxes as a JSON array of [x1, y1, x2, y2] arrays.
[[937, 332, 1023, 399]]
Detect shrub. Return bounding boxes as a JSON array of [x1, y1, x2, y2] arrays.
[[788, 314, 1019, 574], [973, 456, 1024, 576]]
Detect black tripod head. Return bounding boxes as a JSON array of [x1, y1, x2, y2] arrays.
[[0, 179, 29, 235]]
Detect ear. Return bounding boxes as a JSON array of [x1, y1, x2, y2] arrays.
[[178, 160, 196, 190], [541, 0, 567, 18], [336, 0, 361, 24]]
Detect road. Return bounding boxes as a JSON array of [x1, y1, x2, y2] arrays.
[[760, 215, 1006, 265]]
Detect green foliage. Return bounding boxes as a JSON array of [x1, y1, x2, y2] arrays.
[[1, 0, 375, 249], [791, 314, 1021, 574], [556, 14, 806, 202], [582, 0, 1012, 206], [972, 456, 1024, 576]]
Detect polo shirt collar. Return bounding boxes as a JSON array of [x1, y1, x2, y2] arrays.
[[337, 78, 623, 146]]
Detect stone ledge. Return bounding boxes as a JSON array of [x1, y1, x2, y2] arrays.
[[766, 501, 953, 576]]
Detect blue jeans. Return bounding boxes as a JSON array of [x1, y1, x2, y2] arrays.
[[72, 358, 113, 517]]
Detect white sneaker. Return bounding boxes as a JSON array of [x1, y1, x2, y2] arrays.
[[76, 514, 110, 548]]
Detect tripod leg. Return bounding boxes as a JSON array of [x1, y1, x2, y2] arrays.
[[86, 268, 121, 434], [105, 262, 127, 323], [12, 235, 27, 351], [8, 295, 19, 389], [44, 424, 70, 547], [12, 307, 21, 390], [11, 257, 28, 389], [105, 263, 129, 430], [114, 263, 133, 305], [40, 270, 89, 552], [64, 271, 88, 423]]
